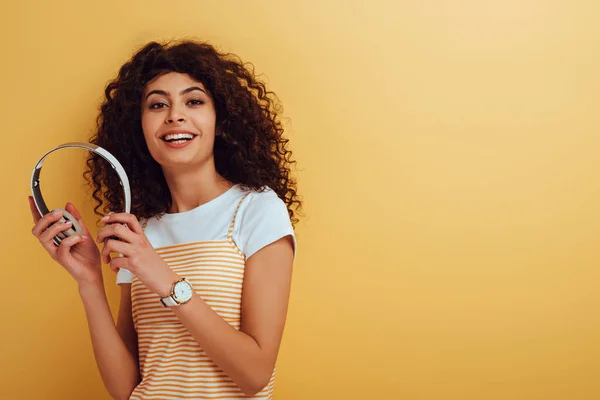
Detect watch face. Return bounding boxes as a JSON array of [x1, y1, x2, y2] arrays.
[[174, 280, 193, 302]]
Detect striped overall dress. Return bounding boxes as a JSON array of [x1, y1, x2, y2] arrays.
[[129, 193, 275, 399]]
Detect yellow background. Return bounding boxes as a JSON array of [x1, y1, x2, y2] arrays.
[[2, 1, 600, 399]]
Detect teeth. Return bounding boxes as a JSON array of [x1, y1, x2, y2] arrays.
[[163, 133, 194, 141]]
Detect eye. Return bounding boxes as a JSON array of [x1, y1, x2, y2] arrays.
[[149, 102, 167, 109], [187, 99, 205, 106]]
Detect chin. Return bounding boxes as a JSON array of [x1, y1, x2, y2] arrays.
[[161, 155, 212, 170]]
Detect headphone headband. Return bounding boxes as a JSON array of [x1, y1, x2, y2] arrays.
[[31, 142, 131, 217]]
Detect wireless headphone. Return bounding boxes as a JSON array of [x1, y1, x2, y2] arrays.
[[30, 142, 131, 247]]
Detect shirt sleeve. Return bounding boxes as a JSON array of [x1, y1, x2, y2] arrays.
[[235, 189, 296, 260], [116, 267, 134, 284]]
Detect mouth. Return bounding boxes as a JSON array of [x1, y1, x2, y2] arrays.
[[160, 130, 198, 142], [160, 131, 198, 145]]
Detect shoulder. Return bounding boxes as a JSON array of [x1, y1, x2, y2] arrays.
[[238, 187, 291, 233], [243, 187, 288, 215], [234, 186, 296, 259]]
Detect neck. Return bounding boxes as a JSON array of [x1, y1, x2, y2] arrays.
[[162, 161, 233, 214]]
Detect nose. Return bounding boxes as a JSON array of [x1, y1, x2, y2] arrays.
[[165, 105, 186, 124], [167, 116, 185, 123]]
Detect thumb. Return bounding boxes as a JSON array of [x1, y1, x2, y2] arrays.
[[64, 202, 91, 237]]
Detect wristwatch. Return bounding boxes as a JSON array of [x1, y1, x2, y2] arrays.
[[160, 277, 194, 307]]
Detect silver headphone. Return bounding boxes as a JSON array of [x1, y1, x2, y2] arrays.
[[30, 142, 131, 247]]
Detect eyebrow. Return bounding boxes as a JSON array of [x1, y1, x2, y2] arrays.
[[145, 86, 206, 100]]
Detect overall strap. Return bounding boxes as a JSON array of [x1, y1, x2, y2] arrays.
[[227, 192, 251, 240]]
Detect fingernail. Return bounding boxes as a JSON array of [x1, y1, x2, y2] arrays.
[[53, 210, 62, 216], [101, 216, 109, 221]]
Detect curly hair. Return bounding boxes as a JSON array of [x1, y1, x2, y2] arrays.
[[84, 39, 302, 227]]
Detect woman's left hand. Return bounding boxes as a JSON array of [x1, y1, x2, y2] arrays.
[[96, 213, 179, 297]]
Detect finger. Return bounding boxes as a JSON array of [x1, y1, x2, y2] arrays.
[[39, 220, 74, 250], [31, 209, 65, 237], [28, 196, 42, 224], [64, 202, 91, 237], [97, 223, 138, 244], [56, 233, 84, 262], [102, 239, 129, 265], [109, 256, 130, 274], [101, 213, 143, 234]]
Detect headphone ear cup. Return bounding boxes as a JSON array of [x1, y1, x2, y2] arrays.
[[51, 208, 83, 244]]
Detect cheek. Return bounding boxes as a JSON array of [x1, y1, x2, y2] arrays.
[[193, 114, 216, 139], [140, 113, 166, 161], [141, 113, 160, 142]]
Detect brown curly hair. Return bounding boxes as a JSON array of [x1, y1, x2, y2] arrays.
[[84, 39, 302, 227]]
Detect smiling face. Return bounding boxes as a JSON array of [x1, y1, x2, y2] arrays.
[[141, 72, 217, 170]]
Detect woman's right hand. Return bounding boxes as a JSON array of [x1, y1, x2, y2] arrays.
[[29, 196, 103, 286]]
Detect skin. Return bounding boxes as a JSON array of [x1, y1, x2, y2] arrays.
[[28, 72, 294, 398]]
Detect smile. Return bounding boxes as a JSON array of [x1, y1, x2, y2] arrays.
[[162, 134, 198, 149]]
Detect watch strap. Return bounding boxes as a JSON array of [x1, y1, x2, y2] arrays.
[[160, 295, 179, 307]]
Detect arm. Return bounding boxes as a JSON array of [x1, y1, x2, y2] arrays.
[[78, 282, 140, 400], [27, 199, 140, 399], [115, 283, 139, 367], [166, 236, 294, 396]]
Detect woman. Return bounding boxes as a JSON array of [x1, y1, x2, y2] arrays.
[[28, 39, 301, 399]]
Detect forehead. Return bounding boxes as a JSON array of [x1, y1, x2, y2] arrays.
[[144, 72, 206, 93]]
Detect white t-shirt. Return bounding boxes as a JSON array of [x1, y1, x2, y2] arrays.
[[116, 184, 296, 284]]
